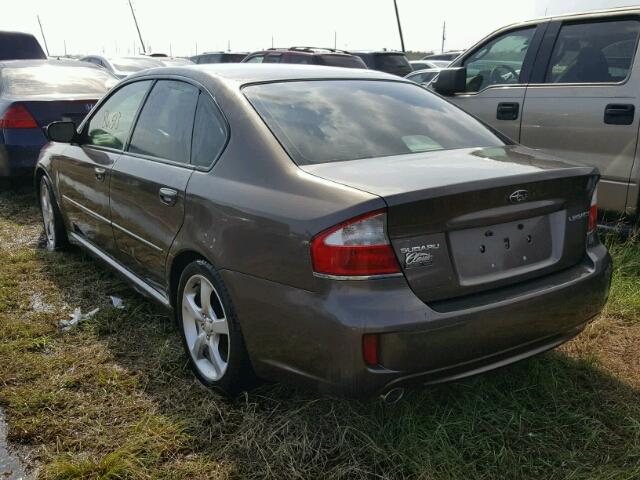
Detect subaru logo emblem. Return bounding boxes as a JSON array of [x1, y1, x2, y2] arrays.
[[509, 189, 529, 203]]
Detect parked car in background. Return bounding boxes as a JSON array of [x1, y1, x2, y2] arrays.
[[410, 60, 448, 70], [423, 51, 463, 62], [0, 31, 46, 61], [155, 57, 194, 67], [0, 60, 116, 179], [242, 47, 367, 69], [80, 55, 163, 78], [191, 52, 248, 64], [405, 68, 442, 86], [36, 64, 611, 397], [432, 7, 640, 217], [351, 51, 412, 76]]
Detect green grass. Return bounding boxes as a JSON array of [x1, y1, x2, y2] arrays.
[[0, 187, 639, 479]]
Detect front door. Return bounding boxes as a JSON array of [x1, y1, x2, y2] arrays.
[[57, 80, 152, 250], [109, 79, 199, 289], [447, 25, 543, 142], [520, 16, 640, 214]]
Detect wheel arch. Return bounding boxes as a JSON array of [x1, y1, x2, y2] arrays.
[[168, 249, 211, 308]]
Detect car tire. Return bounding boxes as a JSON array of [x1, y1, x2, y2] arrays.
[[39, 175, 68, 251], [176, 259, 255, 395]]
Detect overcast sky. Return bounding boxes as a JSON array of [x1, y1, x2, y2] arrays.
[[1, 0, 635, 57]]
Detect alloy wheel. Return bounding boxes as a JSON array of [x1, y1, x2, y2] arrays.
[[181, 274, 230, 381]]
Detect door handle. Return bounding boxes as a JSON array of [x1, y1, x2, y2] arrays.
[[604, 103, 635, 125], [158, 187, 178, 206], [496, 102, 519, 120], [94, 167, 106, 182]]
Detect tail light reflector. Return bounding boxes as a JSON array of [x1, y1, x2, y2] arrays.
[[362, 334, 379, 367], [0, 104, 38, 129], [310, 210, 401, 277], [588, 187, 598, 234]]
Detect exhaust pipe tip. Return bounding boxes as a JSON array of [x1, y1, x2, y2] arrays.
[[380, 387, 405, 404]]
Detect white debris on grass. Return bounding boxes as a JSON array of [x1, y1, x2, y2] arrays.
[[109, 296, 125, 310], [29, 293, 54, 313], [58, 307, 99, 332]]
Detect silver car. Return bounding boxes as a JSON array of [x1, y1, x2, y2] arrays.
[[432, 7, 640, 217]]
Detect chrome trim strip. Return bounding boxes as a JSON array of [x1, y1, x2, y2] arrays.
[[313, 272, 404, 281], [68, 232, 170, 308], [111, 221, 163, 253], [62, 194, 110, 225]]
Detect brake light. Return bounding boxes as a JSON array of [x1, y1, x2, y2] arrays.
[[310, 209, 401, 277], [0, 104, 38, 129], [588, 187, 598, 234]]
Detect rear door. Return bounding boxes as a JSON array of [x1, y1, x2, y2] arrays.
[[520, 15, 640, 214], [447, 24, 545, 141], [57, 80, 151, 250], [109, 79, 199, 288]]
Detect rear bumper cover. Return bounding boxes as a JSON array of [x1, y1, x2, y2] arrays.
[[222, 242, 612, 397]]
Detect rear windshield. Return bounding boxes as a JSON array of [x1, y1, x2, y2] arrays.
[[316, 55, 367, 69], [375, 54, 411, 69], [0, 32, 46, 61], [244, 80, 504, 165], [2, 65, 116, 96]]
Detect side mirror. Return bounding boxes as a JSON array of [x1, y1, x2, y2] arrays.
[[46, 121, 77, 143], [433, 67, 467, 96]]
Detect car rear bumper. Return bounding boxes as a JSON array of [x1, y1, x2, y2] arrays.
[[221, 242, 612, 397], [0, 144, 44, 177]]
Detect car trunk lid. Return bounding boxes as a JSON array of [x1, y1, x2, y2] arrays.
[[21, 98, 98, 128], [301, 146, 598, 303]]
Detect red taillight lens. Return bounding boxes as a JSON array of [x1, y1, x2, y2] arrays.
[[588, 187, 598, 234], [310, 210, 401, 277], [0, 104, 38, 129], [362, 334, 379, 367]]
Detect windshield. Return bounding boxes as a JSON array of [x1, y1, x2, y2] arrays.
[[110, 58, 161, 73], [2, 64, 117, 96], [244, 80, 504, 165]]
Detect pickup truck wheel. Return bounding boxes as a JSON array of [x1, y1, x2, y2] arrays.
[[177, 260, 254, 395], [39, 175, 68, 251]]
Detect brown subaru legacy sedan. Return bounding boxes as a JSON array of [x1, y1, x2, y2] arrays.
[[36, 64, 612, 398]]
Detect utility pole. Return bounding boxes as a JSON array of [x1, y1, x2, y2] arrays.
[[441, 21, 446, 54], [128, 0, 146, 54], [334, 31, 337, 50], [63, 40, 67, 56], [36, 15, 50, 56], [271, 35, 274, 48], [393, 0, 405, 52], [227, 40, 230, 52]]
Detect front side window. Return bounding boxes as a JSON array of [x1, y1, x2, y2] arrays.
[[545, 19, 640, 84], [191, 94, 227, 167], [244, 80, 504, 165], [245, 55, 264, 63], [86, 80, 151, 149], [264, 54, 282, 63], [463, 27, 535, 92], [128, 80, 199, 163]]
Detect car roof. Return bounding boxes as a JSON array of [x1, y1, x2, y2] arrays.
[[127, 63, 402, 85]]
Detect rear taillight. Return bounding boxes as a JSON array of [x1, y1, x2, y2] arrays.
[[310, 209, 401, 277], [588, 187, 598, 234], [0, 104, 38, 129]]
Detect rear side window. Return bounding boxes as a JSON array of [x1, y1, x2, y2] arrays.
[[288, 54, 313, 64], [545, 19, 640, 83], [0, 32, 46, 60], [86, 80, 151, 150], [264, 54, 282, 63], [245, 80, 504, 165], [128, 80, 199, 163], [191, 94, 227, 167]]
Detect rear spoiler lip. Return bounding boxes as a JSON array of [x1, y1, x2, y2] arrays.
[[378, 166, 598, 207]]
